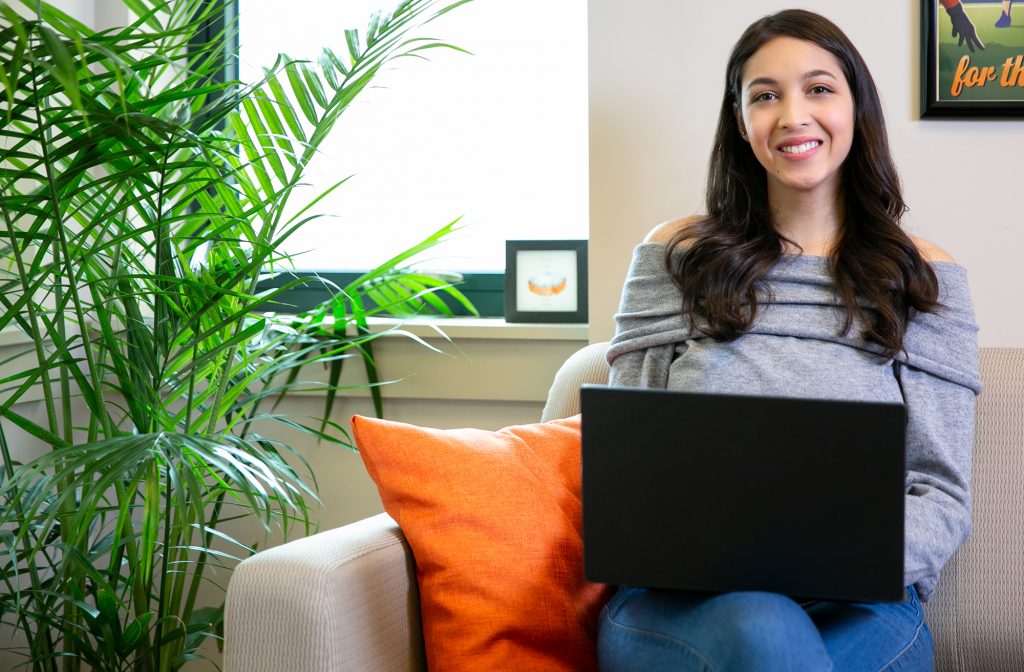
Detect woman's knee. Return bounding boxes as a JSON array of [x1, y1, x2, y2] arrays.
[[702, 592, 831, 669], [598, 589, 832, 672], [598, 590, 716, 672]]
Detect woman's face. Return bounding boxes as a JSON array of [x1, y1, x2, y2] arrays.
[[735, 36, 855, 201]]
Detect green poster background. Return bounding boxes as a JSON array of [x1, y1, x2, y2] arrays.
[[937, 3, 1024, 102]]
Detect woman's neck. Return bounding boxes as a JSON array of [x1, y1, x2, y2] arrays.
[[767, 184, 841, 257]]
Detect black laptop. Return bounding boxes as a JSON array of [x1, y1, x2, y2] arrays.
[[580, 385, 907, 603]]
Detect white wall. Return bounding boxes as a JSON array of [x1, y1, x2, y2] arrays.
[[589, 0, 1024, 346]]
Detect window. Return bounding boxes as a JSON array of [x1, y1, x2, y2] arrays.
[[236, 0, 588, 316]]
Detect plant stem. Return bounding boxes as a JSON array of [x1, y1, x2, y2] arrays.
[[0, 426, 44, 669], [181, 491, 224, 621], [151, 146, 172, 435], [155, 457, 172, 671]]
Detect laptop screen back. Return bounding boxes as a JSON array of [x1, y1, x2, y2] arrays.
[[581, 385, 906, 603]]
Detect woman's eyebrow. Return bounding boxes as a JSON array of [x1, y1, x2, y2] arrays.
[[745, 70, 839, 90]]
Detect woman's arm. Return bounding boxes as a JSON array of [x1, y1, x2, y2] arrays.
[[895, 258, 980, 601], [897, 361, 976, 600], [607, 221, 700, 388]]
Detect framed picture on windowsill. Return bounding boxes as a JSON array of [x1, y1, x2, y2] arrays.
[[504, 240, 588, 323], [921, 0, 1024, 118]]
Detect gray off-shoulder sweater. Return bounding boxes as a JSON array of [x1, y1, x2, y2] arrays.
[[608, 243, 982, 602]]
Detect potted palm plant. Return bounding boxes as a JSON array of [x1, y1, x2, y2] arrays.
[[0, 0, 474, 668]]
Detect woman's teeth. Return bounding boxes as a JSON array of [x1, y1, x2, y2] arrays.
[[780, 141, 821, 154]]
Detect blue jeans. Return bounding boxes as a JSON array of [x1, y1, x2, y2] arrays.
[[598, 586, 934, 672]]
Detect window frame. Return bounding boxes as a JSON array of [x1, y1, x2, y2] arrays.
[[256, 270, 503, 317]]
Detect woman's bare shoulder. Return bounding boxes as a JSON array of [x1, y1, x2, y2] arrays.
[[909, 235, 957, 263], [643, 215, 704, 245]]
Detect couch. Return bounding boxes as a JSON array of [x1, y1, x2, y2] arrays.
[[223, 344, 1024, 672]]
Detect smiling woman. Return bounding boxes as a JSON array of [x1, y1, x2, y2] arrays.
[[599, 8, 981, 672], [664, 9, 940, 356]]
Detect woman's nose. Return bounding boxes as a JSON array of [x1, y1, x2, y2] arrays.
[[778, 98, 811, 129]]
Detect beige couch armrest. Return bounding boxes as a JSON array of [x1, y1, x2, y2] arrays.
[[224, 513, 425, 672], [541, 341, 610, 421]]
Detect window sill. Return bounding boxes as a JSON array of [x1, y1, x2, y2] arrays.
[[361, 316, 589, 342]]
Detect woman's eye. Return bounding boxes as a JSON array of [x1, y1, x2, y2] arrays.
[[809, 85, 833, 95], [752, 91, 777, 103]]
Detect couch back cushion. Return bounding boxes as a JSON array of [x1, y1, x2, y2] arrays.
[[352, 414, 614, 672], [923, 348, 1024, 671]]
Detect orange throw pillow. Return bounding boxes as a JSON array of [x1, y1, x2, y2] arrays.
[[352, 414, 614, 672]]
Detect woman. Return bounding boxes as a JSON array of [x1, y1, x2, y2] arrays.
[[598, 9, 980, 672]]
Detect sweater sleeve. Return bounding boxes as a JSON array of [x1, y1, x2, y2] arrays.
[[606, 244, 693, 389], [896, 263, 981, 601]]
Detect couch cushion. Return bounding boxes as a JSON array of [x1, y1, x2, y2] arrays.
[[352, 414, 613, 672]]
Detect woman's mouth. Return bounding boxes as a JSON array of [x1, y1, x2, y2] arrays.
[[778, 140, 822, 155]]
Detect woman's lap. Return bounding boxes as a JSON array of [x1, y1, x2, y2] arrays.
[[597, 586, 933, 672], [806, 591, 934, 672]]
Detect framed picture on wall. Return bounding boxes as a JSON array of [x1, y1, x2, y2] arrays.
[[921, 0, 1024, 117], [504, 240, 588, 323]]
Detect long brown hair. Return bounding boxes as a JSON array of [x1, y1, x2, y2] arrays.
[[666, 9, 938, 358]]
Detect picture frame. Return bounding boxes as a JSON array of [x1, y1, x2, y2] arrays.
[[921, 0, 1024, 118], [504, 240, 588, 323]]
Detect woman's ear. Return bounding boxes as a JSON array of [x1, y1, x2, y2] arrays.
[[733, 103, 749, 142]]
